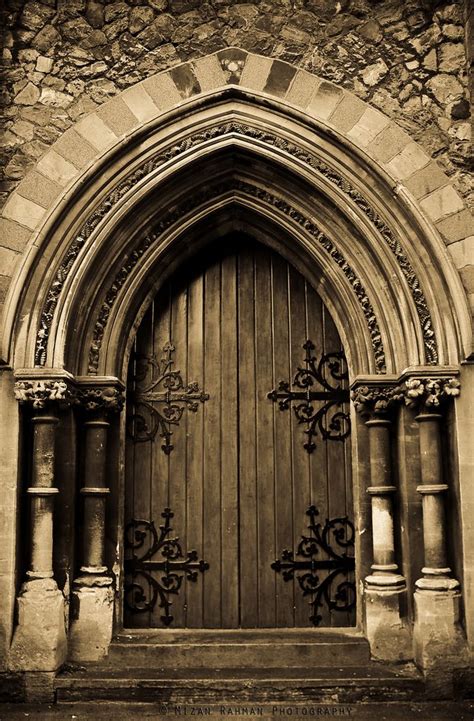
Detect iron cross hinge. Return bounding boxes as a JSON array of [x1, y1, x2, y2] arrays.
[[268, 339, 351, 453], [127, 342, 209, 454]]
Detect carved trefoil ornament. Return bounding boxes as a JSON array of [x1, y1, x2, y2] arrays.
[[127, 342, 209, 454]]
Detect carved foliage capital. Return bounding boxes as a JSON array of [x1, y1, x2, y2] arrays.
[[76, 386, 125, 414], [351, 384, 399, 415], [14, 379, 74, 409], [397, 377, 460, 410]]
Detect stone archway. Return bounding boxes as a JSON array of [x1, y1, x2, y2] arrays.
[[1, 49, 472, 694]]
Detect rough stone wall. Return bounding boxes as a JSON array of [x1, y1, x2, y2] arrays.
[[0, 0, 472, 220]]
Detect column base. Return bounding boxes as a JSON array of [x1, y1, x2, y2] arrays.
[[414, 587, 469, 675], [364, 583, 413, 662], [68, 575, 114, 662], [8, 579, 67, 672]]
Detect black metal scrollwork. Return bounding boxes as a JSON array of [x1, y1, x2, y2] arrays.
[[127, 342, 209, 454], [268, 340, 351, 453], [272, 505, 356, 626], [124, 508, 209, 626]]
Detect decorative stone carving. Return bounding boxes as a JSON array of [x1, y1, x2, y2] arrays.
[[87, 179, 386, 374], [35, 121, 437, 370], [75, 385, 125, 413], [351, 383, 399, 414], [14, 379, 73, 408], [396, 376, 460, 409]]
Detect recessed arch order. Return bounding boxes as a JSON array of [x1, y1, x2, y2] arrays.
[[2, 49, 471, 382]]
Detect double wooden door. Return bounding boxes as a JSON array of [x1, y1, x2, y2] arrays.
[[124, 237, 355, 629]]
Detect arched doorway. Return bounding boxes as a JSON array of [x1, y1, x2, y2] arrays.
[[123, 236, 355, 629]]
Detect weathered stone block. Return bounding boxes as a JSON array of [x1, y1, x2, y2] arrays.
[[263, 59, 297, 98], [169, 64, 201, 99], [0, 219, 31, 253], [36, 149, 78, 186], [142, 72, 182, 110], [2, 193, 45, 231], [329, 93, 366, 134], [193, 55, 226, 93], [436, 209, 474, 243], [53, 129, 97, 170], [364, 587, 413, 662], [403, 161, 448, 199], [307, 81, 343, 120], [420, 184, 465, 222], [413, 589, 469, 673], [121, 85, 159, 123], [75, 113, 118, 151], [347, 107, 390, 147], [97, 97, 139, 136], [239, 54, 273, 92], [447, 236, 474, 268], [68, 581, 114, 662], [16, 170, 62, 209], [9, 579, 67, 672], [385, 142, 430, 181], [14, 82, 40, 106], [367, 125, 410, 164], [285, 71, 320, 109]]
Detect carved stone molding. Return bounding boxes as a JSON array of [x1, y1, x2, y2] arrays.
[[75, 386, 125, 414], [351, 383, 400, 415], [34, 120, 437, 370], [14, 379, 74, 409], [395, 377, 461, 411], [87, 179, 386, 374]]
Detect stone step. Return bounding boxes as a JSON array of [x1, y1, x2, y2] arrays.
[[55, 663, 425, 704], [106, 628, 371, 669]]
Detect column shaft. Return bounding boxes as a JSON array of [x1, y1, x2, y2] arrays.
[[28, 414, 59, 579], [81, 418, 110, 574]]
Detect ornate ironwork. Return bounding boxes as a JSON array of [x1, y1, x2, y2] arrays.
[[124, 507, 209, 626], [268, 339, 351, 453], [127, 342, 209, 454], [272, 505, 356, 626]]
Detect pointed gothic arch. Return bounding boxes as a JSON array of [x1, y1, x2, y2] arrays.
[[1, 49, 473, 687]]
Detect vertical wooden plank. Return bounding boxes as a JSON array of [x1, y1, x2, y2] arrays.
[[305, 284, 331, 627], [288, 265, 312, 628], [202, 258, 222, 627], [167, 280, 188, 627], [255, 246, 276, 627], [185, 272, 205, 628], [271, 255, 294, 628], [322, 304, 351, 627], [150, 290, 172, 627], [238, 247, 258, 627], [220, 251, 239, 628], [130, 305, 155, 628]]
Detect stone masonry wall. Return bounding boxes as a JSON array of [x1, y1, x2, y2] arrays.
[[0, 0, 472, 225]]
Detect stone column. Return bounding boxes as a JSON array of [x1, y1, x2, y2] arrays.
[[68, 381, 124, 662], [351, 383, 411, 661], [9, 377, 73, 680], [401, 376, 468, 678]]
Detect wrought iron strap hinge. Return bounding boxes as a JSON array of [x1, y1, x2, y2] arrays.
[[127, 342, 209, 454], [268, 339, 351, 453], [272, 505, 356, 626], [124, 507, 209, 626]]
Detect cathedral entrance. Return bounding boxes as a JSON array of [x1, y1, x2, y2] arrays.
[[124, 236, 355, 630]]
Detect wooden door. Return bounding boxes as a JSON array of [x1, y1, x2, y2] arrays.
[[124, 237, 355, 629]]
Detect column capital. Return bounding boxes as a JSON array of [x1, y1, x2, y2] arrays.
[[395, 375, 460, 412], [350, 381, 400, 416], [75, 377, 125, 415], [14, 373, 75, 410]]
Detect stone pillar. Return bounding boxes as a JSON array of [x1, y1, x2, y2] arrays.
[[9, 377, 73, 678], [68, 381, 124, 663], [351, 383, 412, 661], [401, 376, 468, 679]]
